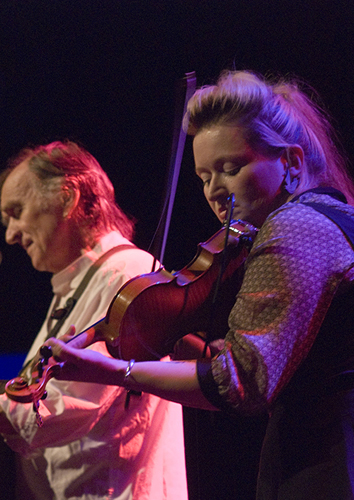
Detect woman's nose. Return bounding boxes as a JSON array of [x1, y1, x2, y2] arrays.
[[207, 175, 228, 202]]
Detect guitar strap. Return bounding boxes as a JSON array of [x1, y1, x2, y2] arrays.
[[48, 241, 142, 410], [47, 244, 135, 340], [17, 244, 135, 378]]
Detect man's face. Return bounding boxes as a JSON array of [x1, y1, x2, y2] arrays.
[[1, 160, 79, 273]]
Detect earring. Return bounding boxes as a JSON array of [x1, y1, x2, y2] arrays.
[[284, 167, 299, 195]]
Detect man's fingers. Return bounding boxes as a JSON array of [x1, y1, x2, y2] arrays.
[[58, 325, 76, 343]]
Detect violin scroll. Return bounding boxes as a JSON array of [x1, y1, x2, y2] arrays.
[[5, 345, 59, 404]]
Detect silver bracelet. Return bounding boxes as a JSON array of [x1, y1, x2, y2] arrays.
[[123, 359, 135, 390]]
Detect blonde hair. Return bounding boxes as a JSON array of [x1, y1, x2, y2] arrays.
[[185, 71, 354, 204]]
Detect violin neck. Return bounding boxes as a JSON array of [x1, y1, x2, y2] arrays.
[[67, 317, 106, 350]]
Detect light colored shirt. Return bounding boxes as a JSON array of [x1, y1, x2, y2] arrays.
[[1, 231, 188, 500]]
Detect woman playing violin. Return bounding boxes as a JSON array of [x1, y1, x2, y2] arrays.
[[47, 70, 354, 499]]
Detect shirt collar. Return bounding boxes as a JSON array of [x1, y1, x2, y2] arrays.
[[51, 231, 128, 296], [290, 187, 347, 204]]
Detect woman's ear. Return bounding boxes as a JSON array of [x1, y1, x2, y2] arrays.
[[280, 145, 304, 196], [281, 145, 304, 176], [61, 185, 80, 219]]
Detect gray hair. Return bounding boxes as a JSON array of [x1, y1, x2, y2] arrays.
[[2, 140, 135, 245]]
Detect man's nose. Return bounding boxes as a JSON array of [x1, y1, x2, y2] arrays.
[[5, 219, 21, 245]]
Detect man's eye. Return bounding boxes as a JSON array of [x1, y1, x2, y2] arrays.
[[12, 208, 22, 219], [4, 207, 22, 222]]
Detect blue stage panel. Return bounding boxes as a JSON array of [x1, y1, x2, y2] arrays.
[[0, 353, 26, 379]]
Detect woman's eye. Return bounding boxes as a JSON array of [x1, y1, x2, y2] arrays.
[[225, 167, 240, 176], [224, 161, 244, 177]]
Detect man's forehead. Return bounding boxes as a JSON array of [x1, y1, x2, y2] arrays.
[[2, 161, 33, 198]]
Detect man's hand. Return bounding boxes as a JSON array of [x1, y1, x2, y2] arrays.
[[58, 324, 77, 343]]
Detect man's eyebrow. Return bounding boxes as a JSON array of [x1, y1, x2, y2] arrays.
[[0, 204, 17, 226], [2, 202, 20, 211]]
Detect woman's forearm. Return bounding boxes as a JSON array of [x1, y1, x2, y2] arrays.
[[46, 338, 219, 410], [121, 359, 217, 409]]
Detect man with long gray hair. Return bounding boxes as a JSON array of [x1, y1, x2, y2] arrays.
[[0, 140, 187, 500]]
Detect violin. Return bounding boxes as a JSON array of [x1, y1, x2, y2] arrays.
[[5, 219, 258, 408]]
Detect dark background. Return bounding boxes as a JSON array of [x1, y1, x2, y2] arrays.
[[0, 1, 353, 499]]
